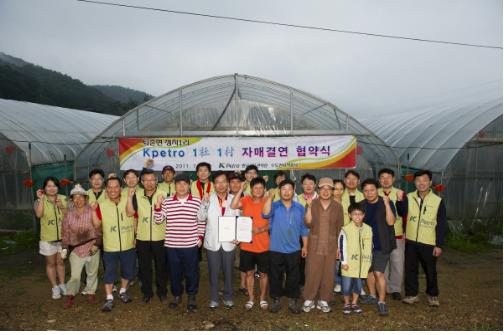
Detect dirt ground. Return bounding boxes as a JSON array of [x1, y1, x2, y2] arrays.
[[0, 247, 501, 331]]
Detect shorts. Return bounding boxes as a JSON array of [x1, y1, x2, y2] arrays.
[[39, 240, 62, 256], [239, 250, 269, 274], [102, 249, 136, 284], [369, 250, 390, 273]]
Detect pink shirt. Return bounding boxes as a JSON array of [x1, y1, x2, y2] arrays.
[[61, 206, 97, 258]]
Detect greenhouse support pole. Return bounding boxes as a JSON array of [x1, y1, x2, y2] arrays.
[[179, 89, 183, 136], [289, 90, 293, 134], [64, 154, 68, 197], [28, 142, 37, 233], [234, 74, 239, 134]]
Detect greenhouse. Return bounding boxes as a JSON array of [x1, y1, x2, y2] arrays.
[[359, 93, 503, 242], [74, 74, 398, 185], [0, 99, 118, 228]]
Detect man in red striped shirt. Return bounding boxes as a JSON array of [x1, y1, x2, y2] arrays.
[[154, 174, 206, 312]]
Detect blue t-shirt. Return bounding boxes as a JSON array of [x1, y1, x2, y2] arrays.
[[363, 200, 396, 251], [263, 200, 308, 253]]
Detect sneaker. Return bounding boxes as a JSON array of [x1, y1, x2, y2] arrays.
[[169, 296, 182, 309], [63, 295, 75, 309], [87, 294, 98, 304], [101, 299, 114, 312], [142, 295, 152, 304], [269, 298, 282, 313], [58, 284, 67, 296], [402, 295, 420, 305], [377, 301, 389, 316], [316, 300, 331, 313], [391, 292, 402, 301], [360, 295, 377, 305], [288, 298, 301, 314], [342, 304, 352, 315], [360, 288, 367, 296], [333, 284, 342, 294], [302, 300, 315, 313], [427, 295, 440, 307], [223, 300, 234, 309], [52, 286, 61, 300], [209, 300, 219, 309], [187, 295, 197, 312], [119, 292, 132, 304], [351, 304, 363, 314]]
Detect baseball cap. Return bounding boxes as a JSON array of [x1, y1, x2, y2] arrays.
[[318, 177, 334, 189], [162, 165, 175, 173]]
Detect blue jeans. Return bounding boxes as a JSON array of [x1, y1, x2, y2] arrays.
[[342, 276, 362, 297], [102, 248, 136, 284], [166, 246, 199, 297], [334, 260, 342, 285]]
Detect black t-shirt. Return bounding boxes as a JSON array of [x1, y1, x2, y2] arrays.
[[364, 200, 396, 251]]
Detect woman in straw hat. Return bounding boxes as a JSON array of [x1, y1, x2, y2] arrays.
[[60, 184, 101, 308]]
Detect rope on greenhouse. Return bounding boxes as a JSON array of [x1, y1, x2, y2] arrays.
[[76, 0, 502, 50]]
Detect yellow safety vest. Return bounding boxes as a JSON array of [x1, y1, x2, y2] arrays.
[[121, 186, 140, 199], [136, 189, 165, 242], [100, 197, 135, 252], [190, 180, 215, 198], [87, 188, 106, 204], [405, 190, 442, 246], [269, 187, 281, 201], [341, 189, 364, 226], [39, 195, 67, 242], [158, 181, 176, 197], [341, 222, 373, 279], [378, 187, 403, 236]]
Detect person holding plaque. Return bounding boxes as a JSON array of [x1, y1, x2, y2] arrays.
[[199, 171, 240, 309]]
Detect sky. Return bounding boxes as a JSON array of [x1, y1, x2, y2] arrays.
[[0, 0, 502, 117]]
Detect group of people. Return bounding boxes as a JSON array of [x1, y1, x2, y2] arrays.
[[34, 162, 446, 316]]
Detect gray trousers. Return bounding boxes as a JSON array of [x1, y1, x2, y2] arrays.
[[385, 238, 405, 293], [206, 247, 235, 302], [66, 251, 100, 296]]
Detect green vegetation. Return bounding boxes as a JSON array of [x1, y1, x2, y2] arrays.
[[0, 52, 152, 115], [446, 230, 493, 253], [0, 231, 37, 256]]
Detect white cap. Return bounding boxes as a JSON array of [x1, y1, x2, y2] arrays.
[[70, 184, 87, 197]]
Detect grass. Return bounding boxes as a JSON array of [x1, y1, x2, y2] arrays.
[[446, 231, 494, 253]]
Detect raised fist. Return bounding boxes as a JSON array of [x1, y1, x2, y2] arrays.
[[36, 189, 45, 199]]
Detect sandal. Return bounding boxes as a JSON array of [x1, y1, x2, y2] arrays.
[[245, 300, 254, 310], [259, 300, 268, 310]]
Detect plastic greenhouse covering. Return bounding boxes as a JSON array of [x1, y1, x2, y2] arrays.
[[74, 74, 398, 185], [359, 94, 503, 242], [0, 99, 118, 212]]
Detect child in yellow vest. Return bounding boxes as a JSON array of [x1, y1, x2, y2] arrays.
[[338, 203, 373, 315]]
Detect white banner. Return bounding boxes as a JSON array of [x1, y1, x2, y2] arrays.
[[118, 136, 356, 171]]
